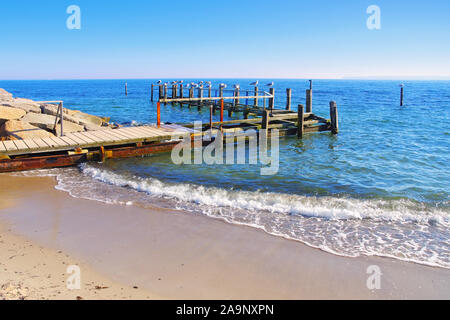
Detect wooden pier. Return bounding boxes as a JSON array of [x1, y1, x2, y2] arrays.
[[0, 80, 338, 172]]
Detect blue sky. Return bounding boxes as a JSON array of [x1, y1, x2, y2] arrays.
[[0, 0, 449, 80]]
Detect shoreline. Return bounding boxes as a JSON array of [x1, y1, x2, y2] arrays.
[[0, 173, 449, 299]]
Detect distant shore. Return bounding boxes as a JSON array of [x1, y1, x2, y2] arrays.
[[1, 173, 449, 300]]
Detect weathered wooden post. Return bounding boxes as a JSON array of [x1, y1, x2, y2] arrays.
[[254, 87, 259, 106], [262, 109, 270, 131], [269, 88, 275, 110], [208, 86, 212, 99], [306, 89, 312, 113], [297, 104, 304, 138], [330, 101, 338, 134], [179, 84, 184, 99], [189, 87, 194, 108], [233, 88, 240, 107], [309, 79, 312, 90], [151, 84, 154, 102], [220, 99, 224, 123], [400, 84, 404, 106], [158, 85, 163, 100], [157, 101, 161, 128], [198, 86, 203, 109], [209, 104, 213, 132], [172, 84, 177, 100], [125, 83, 128, 96], [286, 88, 292, 110], [163, 84, 168, 105], [59, 102, 64, 136]]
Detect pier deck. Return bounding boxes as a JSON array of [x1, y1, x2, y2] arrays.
[[0, 124, 190, 157]]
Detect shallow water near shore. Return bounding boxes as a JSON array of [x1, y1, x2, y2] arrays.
[[2, 79, 449, 268]]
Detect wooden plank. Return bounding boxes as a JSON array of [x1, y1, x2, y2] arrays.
[[22, 139, 40, 150], [123, 127, 159, 138], [132, 126, 165, 137], [115, 128, 145, 139], [87, 130, 117, 143], [59, 136, 80, 147], [72, 132, 102, 144], [41, 137, 61, 148], [32, 138, 51, 149], [64, 133, 88, 145], [0, 141, 6, 153], [3, 140, 18, 152], [49, 136, 71, 147], [12, 139, 29, 151], [106, 129, 140, 141]]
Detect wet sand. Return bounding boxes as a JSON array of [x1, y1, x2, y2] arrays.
[[0, 174, 449, 300]]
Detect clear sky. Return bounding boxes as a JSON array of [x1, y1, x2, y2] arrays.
[[1, 0, 449, 80]]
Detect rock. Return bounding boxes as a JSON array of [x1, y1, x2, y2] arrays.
[[71, 111, 104, 127], [0, 88, 13, 102], [41, 104, 106, 127], [2, 98, 42, 114], [0, 106, 26, 124], [0, 120, 55, 140], [54, 121, 84, 136], [21, 112, 58, 130]]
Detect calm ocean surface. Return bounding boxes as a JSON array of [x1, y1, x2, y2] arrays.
[[2, 79, 449, 268]]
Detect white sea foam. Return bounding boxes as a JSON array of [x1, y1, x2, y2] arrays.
[[17, 165, 450, 269], [79, 163, 449, 227]]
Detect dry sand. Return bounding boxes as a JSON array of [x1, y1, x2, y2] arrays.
[[0, 174, 449, 300]]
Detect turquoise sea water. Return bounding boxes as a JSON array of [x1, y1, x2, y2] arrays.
[[1, 79, 449, 268]]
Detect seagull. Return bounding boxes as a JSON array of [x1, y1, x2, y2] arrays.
[[179, 80, 184, 84], [219, 83, 227, 88], [266, 82, 274, 87], [233, 84, 240, 89], [192, 83, 199, 88], [250, 80, 259, 86], [206, 81, 212, 88], [156, 80, 162, 84], [171, 80, 177, 85]]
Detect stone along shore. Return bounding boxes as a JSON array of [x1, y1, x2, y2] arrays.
[[0, 88, 114, 141]]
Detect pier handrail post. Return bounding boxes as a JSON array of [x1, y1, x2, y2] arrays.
[[286, 88, 292, 110], [189, 87, 194, 107], [233, 88, 239, 107], [220, 99, 224, 123], [163, 84, 168, 105], [269, 88, 275, 111], [125, 82, 128, 96], [157, 101, 161, 128], [208, 86, 212, 99], [158, 85, 163, 100], [179, 83, 184, 99], [254, 86, 258, 107], [262, 109, 270, 130], [330, 101, 338, 134], [306, 89, 312, 113], [297, 104, 304, 138], [151, 84, 154, 102]]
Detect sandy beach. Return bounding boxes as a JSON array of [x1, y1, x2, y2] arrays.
[[0, 173, 449, 300]]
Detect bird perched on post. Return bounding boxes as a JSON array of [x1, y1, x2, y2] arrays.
[[219, 83, 227, 89], [266, 82, 274, 87], [250, 80, 259, 86], [156, 80, 162, 84], [233, 84, 240, 89]]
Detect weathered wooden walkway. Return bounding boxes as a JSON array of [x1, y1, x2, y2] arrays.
[[0, 124, 190, 157]]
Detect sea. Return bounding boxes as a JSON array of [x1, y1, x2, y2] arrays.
[[1, 79, 449, 269]]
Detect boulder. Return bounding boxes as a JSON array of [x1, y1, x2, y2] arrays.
[[0, 120, 55, 140], [41, 104, 105, 127], [0, 106, 26, 124], [54, 121, 84, 136], [21, 112, 58, 130], [0, 88, 13, 102], [2, 98, 42, 113]]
